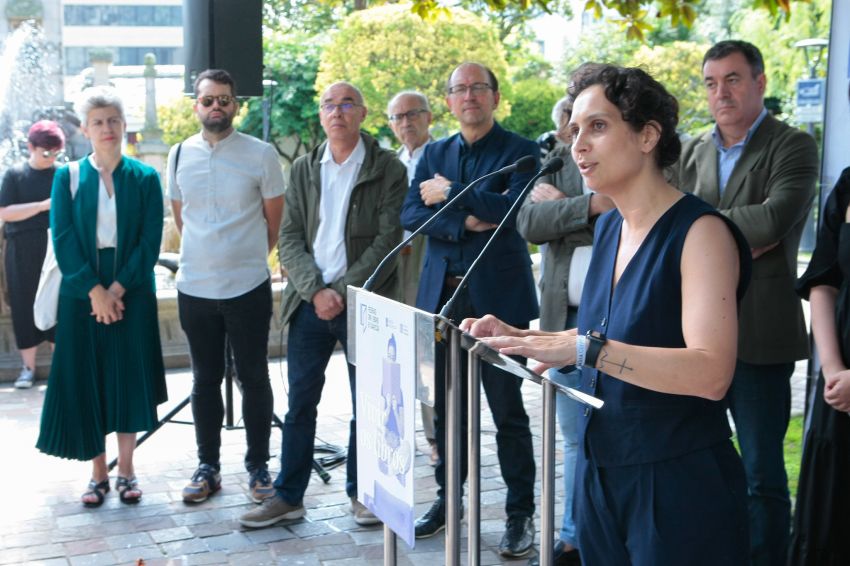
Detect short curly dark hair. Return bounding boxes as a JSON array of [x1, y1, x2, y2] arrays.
[[567, 63, 681, 168]]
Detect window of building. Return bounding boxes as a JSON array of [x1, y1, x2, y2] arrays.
[[64, 47, 183, 74], [63, 5, 182, 26]]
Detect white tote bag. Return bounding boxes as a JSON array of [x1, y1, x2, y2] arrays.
[[33, 162, 80, 330]]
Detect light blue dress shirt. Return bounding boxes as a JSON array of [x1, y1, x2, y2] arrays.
[[712, 107, 768, 196]]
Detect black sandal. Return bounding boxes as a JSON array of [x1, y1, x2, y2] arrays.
[[116, 476, 142, 504], [81, 478, 110, 508]]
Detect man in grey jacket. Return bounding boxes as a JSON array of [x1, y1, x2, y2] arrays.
[[240, 81, 408, 529], [516, 96, 614, 566]]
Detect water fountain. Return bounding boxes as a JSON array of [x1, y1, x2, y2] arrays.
[[0, 20, 74, 179]]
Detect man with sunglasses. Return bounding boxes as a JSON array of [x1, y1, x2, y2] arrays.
[[168, 69, 285, 506], [239, 81, 407, 529], [400, 62, 540, 557]]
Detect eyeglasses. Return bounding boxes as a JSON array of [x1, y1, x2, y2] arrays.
[[388, 109, 428, 122], [447, 83, 493, 96], [197, 95, 234, 107], [321, 102, 363, 114], [40, 150, 64, 159]]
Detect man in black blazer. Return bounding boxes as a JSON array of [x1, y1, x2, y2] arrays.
[[400, 61, 540, 558]]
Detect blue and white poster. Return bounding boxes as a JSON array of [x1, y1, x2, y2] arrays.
[[354, 291, 416, 547]]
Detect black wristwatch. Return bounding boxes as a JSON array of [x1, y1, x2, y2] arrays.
[[585, 331, 607, 369]]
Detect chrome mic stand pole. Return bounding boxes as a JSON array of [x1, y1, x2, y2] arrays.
[[468, 350, 482, 566], [446, 325, 462, 566], [541, 380, 558, 566]]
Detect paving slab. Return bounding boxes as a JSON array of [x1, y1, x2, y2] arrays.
[[0, 345, 808, 565]]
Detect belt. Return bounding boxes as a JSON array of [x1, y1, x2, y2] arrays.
[[444, 275, 464, 290]]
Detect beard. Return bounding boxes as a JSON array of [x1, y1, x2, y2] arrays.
[[202, 112, 234, 133]]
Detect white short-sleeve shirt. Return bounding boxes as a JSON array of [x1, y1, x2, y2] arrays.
[[168, 130, 285, 299]]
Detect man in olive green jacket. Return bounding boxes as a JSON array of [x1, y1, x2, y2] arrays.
[[240, 82, 407, 530], [674, 41, 818, 566]]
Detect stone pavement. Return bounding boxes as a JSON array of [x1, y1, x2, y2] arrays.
[[0, 350, 809, 566]]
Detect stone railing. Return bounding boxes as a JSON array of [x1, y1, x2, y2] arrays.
[[0, 282, 288, 383]]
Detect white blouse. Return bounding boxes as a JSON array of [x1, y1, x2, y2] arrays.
[[88, 155, 117, 249]]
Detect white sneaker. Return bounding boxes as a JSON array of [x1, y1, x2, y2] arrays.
[[14, 367, 34, 389], [351, 497, 381, 526]]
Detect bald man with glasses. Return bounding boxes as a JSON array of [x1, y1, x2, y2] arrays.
[[240, 81, 408, 529]]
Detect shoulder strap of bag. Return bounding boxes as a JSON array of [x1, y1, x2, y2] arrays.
[[69, 160, 80, 199], [169, 142, 183, 190]]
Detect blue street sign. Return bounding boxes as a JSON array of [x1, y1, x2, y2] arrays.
[[796, 79, 825, 123], [797, 78, 825, 106]]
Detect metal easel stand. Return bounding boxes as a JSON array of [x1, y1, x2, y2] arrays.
[[109, 338, 335, 482]]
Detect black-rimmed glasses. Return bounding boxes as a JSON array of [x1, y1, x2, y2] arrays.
[[447, 83, 493, 96], [321, 102, 363, 114]]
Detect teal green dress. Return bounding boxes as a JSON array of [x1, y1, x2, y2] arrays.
[[36, 156, 167, 461]]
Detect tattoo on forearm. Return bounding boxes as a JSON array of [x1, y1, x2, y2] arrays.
[[599, 348, 633, 375]]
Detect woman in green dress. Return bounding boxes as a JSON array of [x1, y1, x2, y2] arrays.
[[36, 86, 167, 507]]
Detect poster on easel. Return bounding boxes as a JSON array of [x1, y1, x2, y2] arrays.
[[353, 289, 418, 547]]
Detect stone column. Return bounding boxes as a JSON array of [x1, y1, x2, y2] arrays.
[[136, 53, 169, 177], [88, 48, 112, 86]]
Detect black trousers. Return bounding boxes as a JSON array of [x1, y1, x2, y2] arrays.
[[178, 279, 274, 473], [433, 285, 536, 518]]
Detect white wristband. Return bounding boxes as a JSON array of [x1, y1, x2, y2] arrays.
[[576, 334, 587, 368]]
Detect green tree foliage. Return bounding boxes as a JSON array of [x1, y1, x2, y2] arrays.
[[501, 78, 562, 139], [316, 4, 511, 139], [158, 96, 197, 147], [240, 33, 324, 165], [629, 41, 713, 134], [730, 0, 831, 117], [560, 22, 641, 83], [263, 0, 814, 42]]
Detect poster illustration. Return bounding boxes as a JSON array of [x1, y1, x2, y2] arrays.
[[355, 291, 417, 547]]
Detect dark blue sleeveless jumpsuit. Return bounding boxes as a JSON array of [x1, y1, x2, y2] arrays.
[[575, 194, 750, 565]]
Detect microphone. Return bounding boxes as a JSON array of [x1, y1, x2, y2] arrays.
[[362, 155, 538, 291], [540, 156, 564, 175], [438, 156, 565, 319], [497, 155, 537, 175]]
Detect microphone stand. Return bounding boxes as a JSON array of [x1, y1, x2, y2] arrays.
[[362, 156, 535, 291]]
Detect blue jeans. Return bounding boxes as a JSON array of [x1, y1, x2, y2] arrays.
[[550, 367, 580, 546], [549, 306, 580, 547], [274, 301, 357, 504], [178, 279, 274, 473], [726, 360, 792, 566]]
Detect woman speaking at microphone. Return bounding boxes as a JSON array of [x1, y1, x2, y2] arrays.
[[461, 64, 751, 565]]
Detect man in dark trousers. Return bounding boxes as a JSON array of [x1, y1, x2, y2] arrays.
[[401, 61, 540, 558], [239, 81, 407, 529], [675, 40, 818, 566]]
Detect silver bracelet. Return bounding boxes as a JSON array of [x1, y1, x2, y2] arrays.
[[576, 334, 587, 368]]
